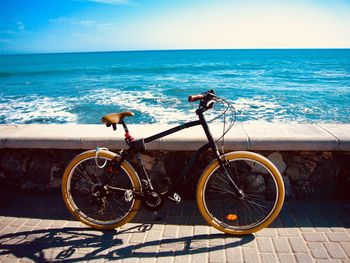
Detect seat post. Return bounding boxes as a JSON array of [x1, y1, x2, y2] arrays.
[[121, 120, 134, 144], [120, 120, 129, 133]]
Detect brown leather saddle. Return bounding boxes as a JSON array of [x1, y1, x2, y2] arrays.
[[101, 111, 134, 130]]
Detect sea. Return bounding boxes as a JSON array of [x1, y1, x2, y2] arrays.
[[0, 49, 349, 125]]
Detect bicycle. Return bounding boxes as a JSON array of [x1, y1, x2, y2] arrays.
[[62, 90, 285, 235]]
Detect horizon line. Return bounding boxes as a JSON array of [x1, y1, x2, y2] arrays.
[[2, 47, 350, 56]]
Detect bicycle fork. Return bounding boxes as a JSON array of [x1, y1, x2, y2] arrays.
[[218, 157, 245, 199], [199, 111, 244, 199]]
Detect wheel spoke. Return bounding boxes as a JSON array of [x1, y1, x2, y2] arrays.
[[64, 155, 137, 227], [201, 154, 283, 234]]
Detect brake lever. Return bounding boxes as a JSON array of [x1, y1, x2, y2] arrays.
[[206, 99, 215, 109]]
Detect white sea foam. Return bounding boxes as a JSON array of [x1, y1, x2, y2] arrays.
[[230, 96, 297, 123], [0, 96, 77, 124], [84, 89, 195, 124]]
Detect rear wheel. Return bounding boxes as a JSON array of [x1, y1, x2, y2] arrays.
[[62, 150, 141, 229], [197, 151, 285, 235]]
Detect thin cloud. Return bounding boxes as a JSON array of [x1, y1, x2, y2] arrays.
[[49, 17, 75, 24], [16, 22, 25, 32], [77, 20, 95, 26], [50, 17, 95, 26]]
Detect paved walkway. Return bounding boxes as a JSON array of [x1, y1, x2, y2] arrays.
[[0, 191, 350, 262]]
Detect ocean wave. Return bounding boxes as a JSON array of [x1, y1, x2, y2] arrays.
[[83, 89, 194, 124], [0, 63, 231, 78], [0, 72, 13, 78], [105, 63, 230, 75], [0, 96, 77, 124]]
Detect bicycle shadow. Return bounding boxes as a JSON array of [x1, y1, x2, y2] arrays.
[[0, 224, 254, 262]]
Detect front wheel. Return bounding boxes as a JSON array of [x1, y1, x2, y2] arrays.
[[62, 150, 141, 229], [196, 151, 285, 235]]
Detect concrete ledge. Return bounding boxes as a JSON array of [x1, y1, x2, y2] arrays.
[[0, 124, 349, 151]]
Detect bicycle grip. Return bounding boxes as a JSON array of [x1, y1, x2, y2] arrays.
[[188, 94, 204, 102]]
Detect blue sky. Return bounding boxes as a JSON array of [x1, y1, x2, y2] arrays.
[[1, 0, 350, 54]]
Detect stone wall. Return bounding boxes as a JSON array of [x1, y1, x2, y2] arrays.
[[0, 149, 349, 200]]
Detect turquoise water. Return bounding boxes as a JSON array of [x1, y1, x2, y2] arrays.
[[0, 49, 349, 124]]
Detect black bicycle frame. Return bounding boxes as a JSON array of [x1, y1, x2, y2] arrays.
[[101, 106, 244, 199], [100, 108, 220, 195], [140, 109, 221, 195]]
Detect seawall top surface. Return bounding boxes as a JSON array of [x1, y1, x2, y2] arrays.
[[0, 123, 349, 151]]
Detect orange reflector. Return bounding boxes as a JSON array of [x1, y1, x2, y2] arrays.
[[226, 214, 238, 221]]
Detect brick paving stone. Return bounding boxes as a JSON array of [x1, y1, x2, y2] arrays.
[[209, 236, 225, 247], [225, 246, 242, 263], [0, 226, 18, 235], [242, 247, 259, 263], [307, 242, 329, 259], [64, 220, 82, 227], [178, 226, 193, 238], [208, 247, 225, 263], [326, 232, 350, 242], [340, 242, 350, 257], [50, 220, 67, 228], [41, 222, 61, 229], [189, 239, 209, 250], [193, 225, 209, 236], [21, 218, 38, 228], [16, 226, 33, 234], [156, 256, 174, 263], [272, 237, 291, 253], [278, 228, 301, 237], [163, 225, 178, 238], [9, 218, 27, 228], [129, 231, 147, 244], [191, 252, 208, 263], [255, 228, 277, 237], [136, 256, 156, 263], [160, 241, 185, 251], [294, 253, 315, 263], [0, 221, 10, 230], [209, 227, 222, 235], [315, 260, 342, 263], [331, 227, 346, 232], [0, 216, 15, 223], [145, 230, 163, 244], [241, 238, 257, 248], [299, 227, 315, 233], [302, 233, 327, 242], [0, 255, 21, 263], [174, 253, 191, 263], [257, 237, 274, 253], [260, 253, 277, 263], [121, 258, 139, 263], [288, 238, 308, 253], [323, 242, 347, 259], [278, 253, 296, 263]]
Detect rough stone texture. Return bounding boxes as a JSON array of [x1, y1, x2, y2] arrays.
[[0, 149, 349, 200]]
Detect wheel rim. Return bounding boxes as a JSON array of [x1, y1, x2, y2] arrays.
[[202, 157, 280, 231], [66, 156, 135, 226]]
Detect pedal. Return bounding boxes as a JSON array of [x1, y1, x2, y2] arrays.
[[168, 193, 181, 204], [124, 190, 133, 202]]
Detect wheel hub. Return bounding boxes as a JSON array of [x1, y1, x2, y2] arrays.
[[92, 183, 109, 198]]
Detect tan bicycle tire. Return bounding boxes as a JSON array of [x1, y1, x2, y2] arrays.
[[62, 149, 141, 230], [196, 151, 285, 235]]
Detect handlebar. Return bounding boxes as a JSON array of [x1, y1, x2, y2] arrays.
[[188, 90, 216, 103], [188, 94, 204, 102]]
